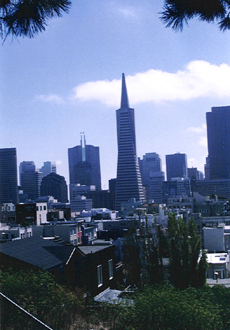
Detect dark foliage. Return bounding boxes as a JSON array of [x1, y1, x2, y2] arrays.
[[0, 0, 71, 39], [99, 285, 230, 330], [123, 230, 142, 288], [0, 268, 83, 330], [160, 0, 230, 30], [167, 214, 208, 290]]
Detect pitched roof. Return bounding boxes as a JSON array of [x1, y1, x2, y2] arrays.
[[0, 236, 75, 270]]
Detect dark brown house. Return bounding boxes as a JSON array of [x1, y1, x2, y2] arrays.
[[0, 236, 116, 296]]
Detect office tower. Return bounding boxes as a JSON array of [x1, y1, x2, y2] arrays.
[[19, 161, 35, 185], [40, 161, 56, 178], [139, 153, 161, 185], [115, 73, 144, 210], [0, 148, 19, 205], [204, 156, 210, 180], [109, 178, 117, 194], [68, 135, 101, 190], [163, 177, 191, 202], [187, 168, 203, 181], [187, 167, 199, 180], [194, 179, 230, 199], [20, 161, 42, 201], [206, 106, 230, 180], [149, 171, 165, 204], [139, 152, 162, 199], [166, 153, 187, 181], [40, 173, 68, 203]]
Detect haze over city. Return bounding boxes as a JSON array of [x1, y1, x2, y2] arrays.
[[1, 0, 230, 188]]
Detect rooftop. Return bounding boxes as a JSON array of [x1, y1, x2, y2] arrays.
[[78, 245, 112, 255], [207, 252, 229, 264], [0, 236, 75, 270]]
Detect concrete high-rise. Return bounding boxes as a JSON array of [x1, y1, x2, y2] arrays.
[[206, 106, 230, 180], [166, 153, 187, 181], [0, 148, 19, 206], [68, 135, 101, 190], [20, 161, 42, 201], [115, 73, 144, 210]]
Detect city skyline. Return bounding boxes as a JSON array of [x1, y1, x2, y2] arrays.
[[1, 0, 230, 189]]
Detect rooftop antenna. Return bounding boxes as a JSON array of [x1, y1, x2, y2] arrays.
[[80, 132, 86, 162], [120, 73, 130, 109]]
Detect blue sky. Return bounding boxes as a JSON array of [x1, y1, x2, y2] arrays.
[[1, 0, 230, 189]]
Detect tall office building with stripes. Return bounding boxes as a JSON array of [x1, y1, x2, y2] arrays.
[[115, 74, 144, 210]]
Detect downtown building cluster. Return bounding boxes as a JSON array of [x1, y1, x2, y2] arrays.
[[0, 75, 230, 293], [1, 75, 230, 210]]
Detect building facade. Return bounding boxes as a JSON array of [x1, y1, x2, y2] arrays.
[[40, 161, 57, 178], [115, 73, 144, 210], [20, 161, 42, 201], [194, 179, 230, 199], [206, 106, 230, 180], [0, 148, 19, 206], [166, 153, 187, 181], [139, 152, 162, 200], [68, 135, 101, 190], [149, 171, 165, 204], [40, 172, 68, 203]]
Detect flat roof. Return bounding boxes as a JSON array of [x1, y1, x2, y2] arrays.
[[207, 253, 229, 264], [78, 245, 112, 255]]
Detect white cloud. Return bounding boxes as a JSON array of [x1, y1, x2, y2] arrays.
[[118, 6, 139, 19], [36, 94, 64, 105], [71, 61, 230, 107], [187, 123, 206, 134]]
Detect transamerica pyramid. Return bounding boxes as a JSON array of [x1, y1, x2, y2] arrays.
[[115, 73, 144, 210]]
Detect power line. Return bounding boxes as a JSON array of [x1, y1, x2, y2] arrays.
[[0, 292, 53, 330]]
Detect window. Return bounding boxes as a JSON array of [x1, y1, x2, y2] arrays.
[[40, 206, 42, 211], [44, 206, 46, 210], [97, 265, 103, 287], [108, 259, 113, 280]]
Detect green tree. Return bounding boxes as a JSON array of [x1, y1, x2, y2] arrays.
[[160, 0, 230, 31], [123, 230, 142, 288], [0, 268, 83, 330], [167, 214, 208, 289], [0, 0, 71, 39], [111, 285, 225, 330], [143, 223, 167, 285]]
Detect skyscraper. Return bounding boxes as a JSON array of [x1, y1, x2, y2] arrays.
[[20, 161, 42, 201], [40, 161, 57, 178], [206, 106, 230, 180], [115, 73, 144, 210], [149, 171, 165, 204], [166, 153, 187, 181], [68, 135, 101, 190], [0, 148, 19, 205], [139, 153, 161, 185], [19, 161, 35, 185], [139, 152, 162, 199], [40, 172, 68, 203]]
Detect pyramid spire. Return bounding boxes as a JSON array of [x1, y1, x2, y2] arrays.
[[120, 73, 130, 109]]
